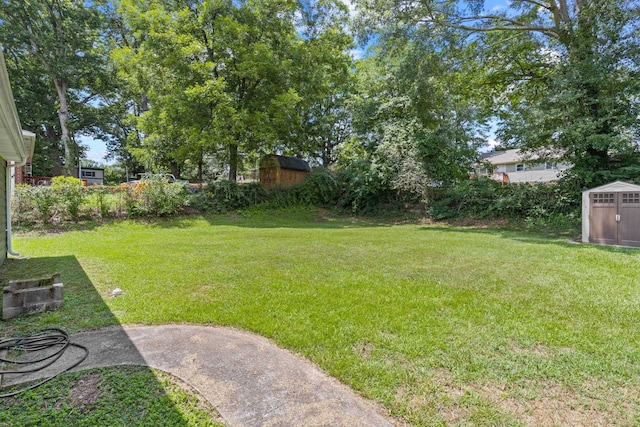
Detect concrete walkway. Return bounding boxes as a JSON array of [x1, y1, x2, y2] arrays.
[[4, 325, 396, 427]]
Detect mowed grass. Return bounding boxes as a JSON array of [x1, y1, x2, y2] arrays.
[[3, 209, 640, 425], [0, 366, 224, 427]]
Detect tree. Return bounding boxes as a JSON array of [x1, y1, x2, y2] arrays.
[[288, 0, 354, 167], [116, 0, 311, 181], [2, 45, 64, 176], [0, 0, 109, 176], [346, 11, 485, 193], [354, 0, 640, 187]]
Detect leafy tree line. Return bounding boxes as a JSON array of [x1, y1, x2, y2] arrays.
[[2, 0, 639, 212], [0, 0, 354, 182], [353, 0, 640, 189]]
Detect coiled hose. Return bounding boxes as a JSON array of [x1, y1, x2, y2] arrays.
[[0, 328, 88, 398]]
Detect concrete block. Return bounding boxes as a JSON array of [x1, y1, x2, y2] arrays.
[[2, 274, 63, 320]]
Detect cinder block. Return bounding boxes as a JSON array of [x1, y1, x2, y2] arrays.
[[2, 274, 64, 320]]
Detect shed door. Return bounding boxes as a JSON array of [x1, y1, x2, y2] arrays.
[[618, 192, 640, 247], [590, 192, 617, 245], [590, 192, 640, 247]]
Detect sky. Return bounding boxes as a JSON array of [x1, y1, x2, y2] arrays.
[[81, 0, 509, 164], [81, 136, 111, 165]]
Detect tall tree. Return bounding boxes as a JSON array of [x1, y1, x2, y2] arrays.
[[2, 45, 64, 176], [348, 45, 483, 190], [117, 0, 308, 181], [0, 0, 108, 176], [289, 0, 354, 167], [354, 0, 640, 187]]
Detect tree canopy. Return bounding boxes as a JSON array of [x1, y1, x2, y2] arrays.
[[354, 0, 640, 187], [1, 0, 638, 189]]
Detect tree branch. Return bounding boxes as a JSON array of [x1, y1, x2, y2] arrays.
[[436, 19, 559, 39], [79, 93, 99, 105]]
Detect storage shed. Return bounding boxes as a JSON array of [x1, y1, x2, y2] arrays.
[[259, 155, 310, 189], [582, 181, 640, 247]]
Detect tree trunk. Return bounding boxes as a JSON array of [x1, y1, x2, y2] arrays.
[[52, 76, 73, 176], [45, 124, 63, 176], [229, 143, 238, 181], [198, 147, 204, 187], [141, 92, 149, 113]]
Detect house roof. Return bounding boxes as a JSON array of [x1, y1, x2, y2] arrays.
[[482, 149, 531, 164], [582, 181, 640, 193], [0, 49, 29, 163], [270, 155, 311, 172], [482, 148, 565, 165]]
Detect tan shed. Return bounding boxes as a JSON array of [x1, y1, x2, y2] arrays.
[[259, 155, 311, 189], [582, 181, 640, 247]]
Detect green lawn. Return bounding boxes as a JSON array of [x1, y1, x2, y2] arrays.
[[3, 209, 640, 426], [0, 366, 224, 427]]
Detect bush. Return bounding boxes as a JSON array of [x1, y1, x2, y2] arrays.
[[335, 161, 397, 214], [86, 185, 112, 218], [31, 185, 56, 223], [197, 170, 341, 213], [116, 183, 138, 217], [130, 176, 190, 216], [428, 177, 581, 226], [198, 180, 266, 213], [51, 176, 85, 220], [297, 169, 339, 207], [12, 184, 36, 226]]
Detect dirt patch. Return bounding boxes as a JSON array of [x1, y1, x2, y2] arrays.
[[473, 381, 610, 426], [431, 369, 637, 426], [314, 208, 335, 222], [443, 218, 509, 228], [69, 372, 102, 408], [354, 342, 375, 359], [508, 341, 551, 358]]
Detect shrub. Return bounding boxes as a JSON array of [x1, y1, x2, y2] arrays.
[[31, 185, 56, 223], [51, 176, 85, 220], [428, 177, 581, 226], [117, 183, 138, 217], [297, 169, 339, 207], [132, 176, 190, 216], [12, 184, 36, 226], [86, 185, 112, 218], [199, 180, 266, 213], [335, 161, 396, 214]]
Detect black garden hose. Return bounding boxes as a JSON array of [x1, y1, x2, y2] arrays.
[[0, 328, 88, 398]]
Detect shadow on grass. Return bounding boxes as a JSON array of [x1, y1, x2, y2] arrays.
[[417, 224, 640, 253], [0, 256, 196, 426], [146, 209, 396, 230]]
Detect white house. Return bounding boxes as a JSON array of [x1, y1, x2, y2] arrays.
[[478, 149, 570, 183], [0, 48, 35, 264], [80, 167, 105, 186]]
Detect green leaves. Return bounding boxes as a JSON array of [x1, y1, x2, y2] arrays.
[[355, 0, 640, 188], [114, 0, 352, 179]]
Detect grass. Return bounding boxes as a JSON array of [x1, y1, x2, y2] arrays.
[[0, 366, 224, 427], [2, 208, 640, 425]]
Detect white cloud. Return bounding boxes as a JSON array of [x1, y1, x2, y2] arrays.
[[350, 47, 365, 59], [340, 0, 357, 19], [78, 136, 115, 165]]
